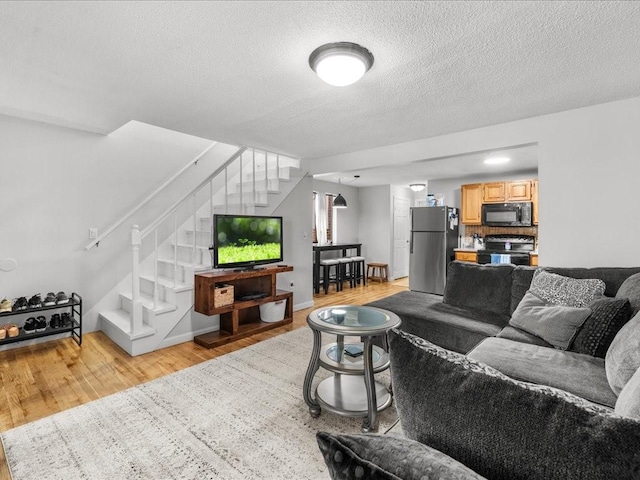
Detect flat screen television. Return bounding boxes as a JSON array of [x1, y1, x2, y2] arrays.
[[213, 214, 283, 270]]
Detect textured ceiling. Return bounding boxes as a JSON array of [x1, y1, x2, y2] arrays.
[[2, 1, 640, 165]]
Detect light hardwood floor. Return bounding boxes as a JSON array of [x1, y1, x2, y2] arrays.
[[0, 278, 407, 480]]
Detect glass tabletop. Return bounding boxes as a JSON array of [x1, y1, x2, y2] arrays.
[[307, 305, 401, 335]]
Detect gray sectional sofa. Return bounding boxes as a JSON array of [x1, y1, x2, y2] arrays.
[[366, 261, 640, 407], [316, 261, 640, 479]]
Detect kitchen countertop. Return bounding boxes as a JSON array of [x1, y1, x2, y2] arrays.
[[454, 248, 482, 252]]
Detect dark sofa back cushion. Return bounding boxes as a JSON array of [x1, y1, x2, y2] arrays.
[[444, 261, 514, 317], [510, 266, 640, 314]]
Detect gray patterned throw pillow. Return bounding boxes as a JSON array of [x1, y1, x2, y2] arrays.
[[530, 270, 605, 308]]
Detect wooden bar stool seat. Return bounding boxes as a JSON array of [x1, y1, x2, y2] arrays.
[[367, 262, 389, 283]]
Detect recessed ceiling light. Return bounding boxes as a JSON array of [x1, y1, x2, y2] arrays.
[[484, 156, 511, 165], [309, 42, 374, 87]]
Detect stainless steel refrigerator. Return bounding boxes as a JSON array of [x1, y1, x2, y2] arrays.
[[409, 206, 459, 295]]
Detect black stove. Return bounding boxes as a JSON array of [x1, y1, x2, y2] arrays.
[[477, 234, 535, 265]]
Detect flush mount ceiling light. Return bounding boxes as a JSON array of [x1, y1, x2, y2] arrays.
[[409, 184, 426, 192], [309, 42, 374, 87], [484, 156, 511, 165]]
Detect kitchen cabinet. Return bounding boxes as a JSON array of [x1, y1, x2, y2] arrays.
[[483, 182, 506, 203], [460, 178, 538, 225], [507, 180, 532, 201], [455, 251, 478, 263], [461, 183, 483, 225], [532, 180, 539, 225]]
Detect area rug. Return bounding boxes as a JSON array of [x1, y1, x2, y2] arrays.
[[1, 327, 397, 480]]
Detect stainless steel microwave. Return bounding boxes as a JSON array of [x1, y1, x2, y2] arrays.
[[481, 202, 533, 227]]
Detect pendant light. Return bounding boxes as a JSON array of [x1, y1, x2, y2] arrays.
[[333, 193, 347, 209], [309, 42, 374, 87]]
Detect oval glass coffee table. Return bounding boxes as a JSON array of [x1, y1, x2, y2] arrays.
[[303, 305, 401, 432]]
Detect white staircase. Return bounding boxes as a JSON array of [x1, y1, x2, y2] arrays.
[[98, 147, 303, 356]]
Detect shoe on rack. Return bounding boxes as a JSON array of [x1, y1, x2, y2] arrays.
[[0, 325, 6, 340], [43, 292, 57, 306], [49, 313, 61, 329], [56, 292, 69, 304], [60, 312, 72, 328], [6, 323, 19, 337], [0, 298, 12, 313], [12, 297, 28, 311], [28, 294, 42, 309], [35, 316, 47, 332], [23, 318, 37, 334]]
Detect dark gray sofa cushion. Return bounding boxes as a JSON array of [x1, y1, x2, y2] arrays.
[[468, 337, 618, 407], [443, 261, 514, 317], [316, 432, 487, 480], [366, 291, 507, 353], [389, 329, 640, 480]]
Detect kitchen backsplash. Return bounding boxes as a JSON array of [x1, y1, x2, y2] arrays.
[[464, 225, 538, 238]]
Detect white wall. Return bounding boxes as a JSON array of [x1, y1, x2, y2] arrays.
[[274, 175, 314, 309], [358, 185, 392, 267], [307, 96, 640, 268]]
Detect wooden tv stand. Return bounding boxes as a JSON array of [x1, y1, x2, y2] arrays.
[[193, 265, 293, 348]]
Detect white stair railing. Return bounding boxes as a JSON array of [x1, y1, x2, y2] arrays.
[[127, 146, 297, 335]]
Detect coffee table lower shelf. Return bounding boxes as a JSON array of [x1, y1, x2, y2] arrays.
[[316, 375, 392, 417], [194, 317, 292, 349]]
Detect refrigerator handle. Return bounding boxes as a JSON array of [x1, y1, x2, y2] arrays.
[[409, 232, 413, 254]]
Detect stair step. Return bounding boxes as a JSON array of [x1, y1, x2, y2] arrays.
[[157, 257, 211, 271], [120, 290, 179, 312], [139, 274, 193, 293], [100, 309, 156, 339]]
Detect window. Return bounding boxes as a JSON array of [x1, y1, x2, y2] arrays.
[[312, 192, 336, 244]]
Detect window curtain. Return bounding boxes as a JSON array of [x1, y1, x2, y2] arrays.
[[315, 192, 328, 245]]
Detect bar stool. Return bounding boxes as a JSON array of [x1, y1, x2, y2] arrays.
[[350, 256, 366, 287], [367, 262, 389, 283], [337, 257, 352, 289], [320, 259, 340, 294]]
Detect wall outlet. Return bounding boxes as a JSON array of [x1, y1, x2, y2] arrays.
[[89, 228, 98, 239]]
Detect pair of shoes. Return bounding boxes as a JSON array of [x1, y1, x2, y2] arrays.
[[12, 297, 28, 311], [24, 316, 46, 333], [0, 298, 12, 313], [42, 292, 69, 306], [28, 294, 42, 309], [0, 323, 19, 338]]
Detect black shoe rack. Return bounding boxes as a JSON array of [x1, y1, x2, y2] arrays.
[[0, 292, 82, 346]]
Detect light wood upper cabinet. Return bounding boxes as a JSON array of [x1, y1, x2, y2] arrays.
[[461, 183, 483, 225], [461, 178, 538, 225], [532, 179, 539, 225], [483, 182, 506, 203], [507, 180, 532, 201]]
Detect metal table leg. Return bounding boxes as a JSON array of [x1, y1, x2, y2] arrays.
[[361, 335, 378, 432], [303, 328, 322, 417]]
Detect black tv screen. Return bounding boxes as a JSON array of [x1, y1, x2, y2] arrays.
[[213, 214, 283, 269]]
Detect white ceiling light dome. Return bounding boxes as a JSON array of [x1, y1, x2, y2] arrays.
[[309, 42, 374, 87], [484, 156, 511, 165], [409, 184, 426, 192]]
